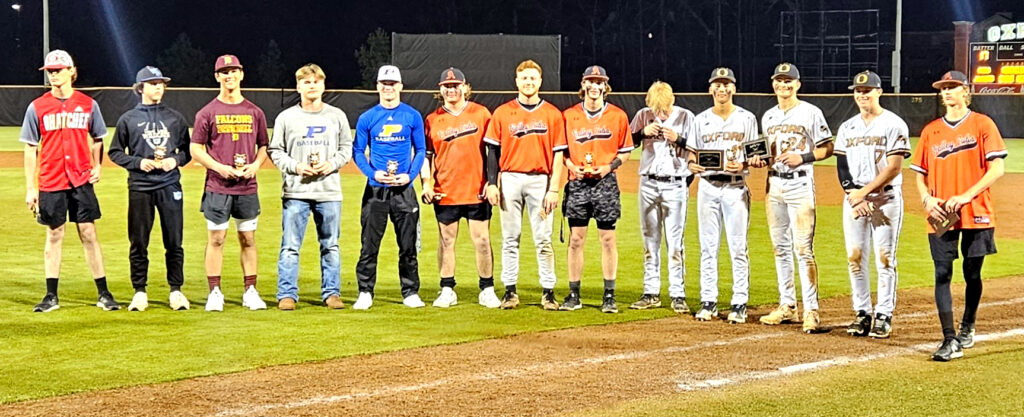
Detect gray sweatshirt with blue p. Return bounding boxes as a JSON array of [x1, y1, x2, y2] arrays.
[[269, 103, 353, 202]]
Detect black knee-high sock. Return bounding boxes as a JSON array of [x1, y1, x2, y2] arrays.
[[962, 256, 985, 325], [934, 259, 956, 340]]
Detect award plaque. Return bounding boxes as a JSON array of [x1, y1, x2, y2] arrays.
[[928, 210, 961, 236], [696, 150, 724, 170], [308, 151, 322, 166], [153, 146, 167, 162], [743, 137, 769, 159], [386, 160, 399, 176], [233, 153, 247, 169]]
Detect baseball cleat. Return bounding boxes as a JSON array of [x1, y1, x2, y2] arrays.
[[96, 291, 121, 311], [499, 291, 519, 309], [868, 313, 892, 339], [931, 338, 963, 362], [600, 294, 618, 314], [629, 294, 661, 310], [128, 291, 149, 312], [694, 302, 718, 321], [727, 304, 747, 324], [956, 322, 975, 349], [760, 304, 798, 325], [205, 287, 225, 312], [478, 287, 501, 308], [325, 295, 345, 310], [169, 290, 190, 311], [403, 294, 426, 308], [847, 310, 872, 337], [352, 292, 373, 310], [802, 309, 822, 334], [670, 297, 689, 314], [241, 286, 267, 310], [540, 290, 560, 311], [278, 297, 297, 311], [432, 287, 458, 308], [33, 293, 60, 313], [559, 293, 582, 311]]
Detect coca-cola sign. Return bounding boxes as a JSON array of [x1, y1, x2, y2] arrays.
[[973, 84, 1024, 94]]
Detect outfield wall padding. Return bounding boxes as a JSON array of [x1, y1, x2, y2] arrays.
[[1, 86, 1021, 137]]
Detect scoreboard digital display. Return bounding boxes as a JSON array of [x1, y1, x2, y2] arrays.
[[971, 22, 1024, 93]]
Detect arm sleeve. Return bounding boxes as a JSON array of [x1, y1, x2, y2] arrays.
[[551, 111, 568, 153], [886, 118, 912, 157], [332, 112, 354, 170], [980, 116, 1008, 161], [19, 104, 40, 145], [485, 143, 500, 185], [89, 101, 108, 140], [408, 113, 426, 179], [191, 110, 209, 145], [629, 109, 647, 147], [684, 115, 699, 153], [173, 113, 192, 167], [618, 113, 634, 153], [812, 108, 833, 145], [268, 114, 296, 174], [909, 130, 929, 174], [352, 115, 375, 178], [836, 154, 855, 190], [483, 108, 501, 146], [255, 110, 270, 148], [108, 115, 140, 169]]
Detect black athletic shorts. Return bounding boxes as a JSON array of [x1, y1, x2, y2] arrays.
[[928, 228, 997, 261], [37, 183, 102, 227], [200, 191, 261, 224], [434, 202, 492, 225], [562, 173, 621, 224]]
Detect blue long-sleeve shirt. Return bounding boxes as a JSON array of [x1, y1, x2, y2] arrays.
[[353, 102, 426, 187]]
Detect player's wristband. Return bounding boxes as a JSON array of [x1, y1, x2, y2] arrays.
[[609, 158, 623, 171], [801, 152, 816, 164]]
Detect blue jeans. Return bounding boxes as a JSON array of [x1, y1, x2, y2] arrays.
[[277, 199, 341, 302]]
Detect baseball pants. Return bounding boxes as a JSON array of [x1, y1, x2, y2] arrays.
[[697, 178, 750, 305], [355, 184, 420, 298], [638, 176, 687, 298], [499, 172, 556, 289], [843, 189, 903, 316], [765, 176, 819, 310], [127, 183, 184, 291]]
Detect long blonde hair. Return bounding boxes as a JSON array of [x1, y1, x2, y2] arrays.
[[645, 81, 674, 115]]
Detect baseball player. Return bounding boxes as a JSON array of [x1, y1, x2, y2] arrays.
[[352, 65, 426, 310], [482, 59, 567, 310], [420, 67, 501, 308], [268, 63, 353, 311], [912, 70, 1007, 362], [834, 70, 910, 339], [21, 50, 119, 312], [558, 65, 633, 314], [685, 67, 757, 324], [190, 54, 270, 311], [753, 63, 833, 333], [109, 66, 192, 311], [629, 81, 694, 313]]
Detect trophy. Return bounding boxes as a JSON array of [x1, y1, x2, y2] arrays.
[[308, 151, 322, 166], [233, 153, 247, 169], [584, 152, 594, 176], [386, 160, 399, 176], [153, 146, 167, 162], [433, 193, 447, 202]]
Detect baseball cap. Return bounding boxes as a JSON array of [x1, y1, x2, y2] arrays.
[[771, 63, 800, 80], [848, 70, 882, 90], [377, 65, 402, 83], [582, 65, 609, 81], [214, 54, 243, 72], [709, 67, 736, 83], [39, 50, 74, 71], [136, 66, 171, 83], [438, 67, 466, 85], [932, 70, 969, 89]]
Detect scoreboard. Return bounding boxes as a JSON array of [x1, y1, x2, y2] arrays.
[[970, 22, 1024, 93]]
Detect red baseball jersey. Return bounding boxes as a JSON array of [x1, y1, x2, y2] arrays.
[[483, 100, 567, 174], [911, 111, 1008, 231], [425, 102, 492, 205], [19, 91, 108, 192], [562, 103, 633, 178]]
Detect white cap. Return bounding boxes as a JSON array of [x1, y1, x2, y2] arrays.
[[40, 50, 74, 71], [377, 65, 402, 83]]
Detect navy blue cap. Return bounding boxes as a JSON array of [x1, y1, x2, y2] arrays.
[[136, 66, 170, 83]]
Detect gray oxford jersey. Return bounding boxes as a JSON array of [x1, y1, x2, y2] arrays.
[[761, 101, 833, 175], [833, 110, 911, 188], [629, 106, 694, 178]]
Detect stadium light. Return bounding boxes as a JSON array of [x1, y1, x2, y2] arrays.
[[11, 3, 20, 11]]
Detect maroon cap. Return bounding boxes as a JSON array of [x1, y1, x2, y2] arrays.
[[932, 71, 968, 89], [215, 54, 243, 72]]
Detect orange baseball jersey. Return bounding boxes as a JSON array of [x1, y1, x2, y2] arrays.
[[910, 110, 1008, 231], [425, 102, 491, 205], [563, 103, 634, 176], [483, 99, 567, 174]]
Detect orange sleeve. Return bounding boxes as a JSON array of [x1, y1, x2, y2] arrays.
[[424, 114, 436, 155], [551, 108, 568, 152], [910, 130, 929, 173], [979, 115, 1008, 161], [484, 107, 502, 146], [619, 112, 633, 152]]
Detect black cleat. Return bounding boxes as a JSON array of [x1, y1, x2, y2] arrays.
[[727, 304, 747, 324], [629, 294, 661, 310], [33, 293, 60, 313], [600, 294, 618, 314], [541, 290, 560, 311], [670, 297, 689, 314], [96, 291, 121, 311], [694, 302, 718, 321], [956, 322, 976, 349], [559, 293, 582, 311], [847, 310, 872, 337], [499, 291, 519, 309], [932, 338, 963, 362], [868, 313, 892, 339]]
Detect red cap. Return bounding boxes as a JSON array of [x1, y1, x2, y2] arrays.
[[215, 54, 243, 72]]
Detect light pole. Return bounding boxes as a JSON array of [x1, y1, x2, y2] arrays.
[[43, 0, 49, 85]]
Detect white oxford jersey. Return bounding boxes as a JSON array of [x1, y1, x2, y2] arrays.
[[630, 106, 694, 177], [833, 110, 911, 188], [685, 106, 758, 176], [761, 101, 833, 175]]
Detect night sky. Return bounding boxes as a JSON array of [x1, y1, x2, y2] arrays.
[[0, 0, 1021, 92]]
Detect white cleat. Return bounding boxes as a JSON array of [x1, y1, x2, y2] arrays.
[[169, 290, 190, 311], [352, 292, 374, 310], [128, 292, 149, 312], [241, 286, 267, 310], [403, 294, 426, 308], [205, 287, 224, 312], [432, 287, 458, 308], [478, 287, 501, 308]]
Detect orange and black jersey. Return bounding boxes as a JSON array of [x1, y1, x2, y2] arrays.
[[425, 102, 491, 205], [563, 103, 633, 174], [483, 99, 567, 174]]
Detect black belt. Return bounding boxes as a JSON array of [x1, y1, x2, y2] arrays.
[[769, 171, 809, 179], [705, 174, 742, 183], [643, 174, 684, 182]]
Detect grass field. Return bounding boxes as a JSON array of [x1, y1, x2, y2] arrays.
[[2, 125, 1023, 412]]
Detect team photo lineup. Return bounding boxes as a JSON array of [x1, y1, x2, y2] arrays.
[[23, 47, 1009, 364]]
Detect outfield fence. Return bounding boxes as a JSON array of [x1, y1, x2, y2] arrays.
[[1, 86, 1022, 137]]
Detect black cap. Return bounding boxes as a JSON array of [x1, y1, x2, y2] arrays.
[[709, 67, 736, 83], [772, 63, 800, 80], [932, 71, 969, 89], [136, 66, 171, 84], [438, 67, 466, 85], [582, 65, 609, 81], [848, 71, 882, 90]]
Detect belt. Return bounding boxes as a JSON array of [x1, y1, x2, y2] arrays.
[[769, 171, 809, 180], [643, 174, 684, 182], [705, 174, 742, 183]]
